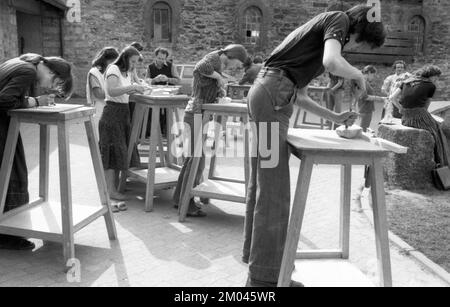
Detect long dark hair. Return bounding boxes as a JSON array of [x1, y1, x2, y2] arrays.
[[414, 65, 442, 79], [113, 46, 141, 73], [346, 5, 386, 48], [130, 42, 144, 52], [327, 1, 352, 12], [92, 47, 119, 73], [218, 44, 248, 63], [19, 53, 74, 98]]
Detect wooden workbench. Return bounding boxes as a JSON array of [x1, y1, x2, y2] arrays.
[[120, 94, 189, 212], [178, 102, 250, 222], [278, 129, 407, 287], [0, 104, 117, 270]]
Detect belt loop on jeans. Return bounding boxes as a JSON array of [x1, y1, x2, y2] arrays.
[[261, 66, 294, 84]]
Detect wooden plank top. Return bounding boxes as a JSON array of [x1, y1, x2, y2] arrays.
[[130, 94, 190, 107], [288, 129, 398, 154], [0, 201, 104, 235], [227, 84, 252, 90], [202, 102, 248, 115], [8, 104, 94, 121], [308, 86, 328, 92], [429, 101, 450, 116]]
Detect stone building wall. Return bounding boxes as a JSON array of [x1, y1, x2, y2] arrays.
[[0, 0, 449, 99], [0, 0, 18, 61], [42, 5, 63, 57]]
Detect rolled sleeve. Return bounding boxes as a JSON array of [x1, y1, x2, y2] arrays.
[[323, 12, 350, 46], [105, 64, 122, 79]]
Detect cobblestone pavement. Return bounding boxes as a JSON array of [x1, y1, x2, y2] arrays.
[[0, 102, 447, 287]]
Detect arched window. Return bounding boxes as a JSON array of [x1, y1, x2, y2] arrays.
[[244, 6, 262, 45], [153, 1, 172, 42], [408, 15, 426, 54]]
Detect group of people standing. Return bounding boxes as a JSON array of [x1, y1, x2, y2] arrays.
[[86, 43, 187, 212], [0, 3, 448, 288]]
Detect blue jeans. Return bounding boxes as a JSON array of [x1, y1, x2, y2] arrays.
[[173, 112, 206, 208], [243, 69, 296, 283]]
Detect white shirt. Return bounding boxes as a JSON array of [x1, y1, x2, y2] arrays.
[[86, 67, 106, 106], [105, 64, 132, 104]]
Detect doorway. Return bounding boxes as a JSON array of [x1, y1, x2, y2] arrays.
[[16, 11, 44, 55]]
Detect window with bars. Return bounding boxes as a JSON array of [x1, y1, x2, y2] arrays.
[[153, 2, 171, 42], [244, 6, 262, 45], [408, 15, 425, 54]]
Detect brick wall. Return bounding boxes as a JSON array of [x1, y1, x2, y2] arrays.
[[0, 0, 18, 62], [42, 4, 63, 57], [1, 0, 448, 99]]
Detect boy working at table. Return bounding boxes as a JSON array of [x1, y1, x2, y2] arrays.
[[355, 65, 387, 132], [352, 65, 387, 213], [244, 5, 386, 287]]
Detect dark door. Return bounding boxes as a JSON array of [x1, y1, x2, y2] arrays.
[[16, 11, 43, 55]]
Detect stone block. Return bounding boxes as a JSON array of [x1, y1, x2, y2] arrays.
[[378, 124, 435, 190]]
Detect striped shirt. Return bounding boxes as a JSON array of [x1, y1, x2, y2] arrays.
[[185, 51, 222, 114]]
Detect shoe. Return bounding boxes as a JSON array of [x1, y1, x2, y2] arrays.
[[110, 193, 128, 201], [118, 202, 128, 211], [0, 236, 35, 251], [200, 198, 210, 205], [111, 204, 120, 213], [174, 200, 203, 211], [289, 280, 305, 287], [186, 209, 207, 218]]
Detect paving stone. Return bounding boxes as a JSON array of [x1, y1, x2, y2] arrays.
[[0, 122, 447, 287]]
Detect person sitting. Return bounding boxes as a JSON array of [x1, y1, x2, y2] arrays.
[[239, 56, 263, 85], [391, 65, 450, 167], [145, 48, 181, 137], [146, 47, 180, 86]]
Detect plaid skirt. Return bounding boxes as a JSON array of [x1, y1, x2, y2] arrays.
[[99, 102, 140, 171], [402, 108, 450, 167]]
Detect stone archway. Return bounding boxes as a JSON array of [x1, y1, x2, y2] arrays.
[[143, 0, 181, 48], [402, 8, 430, 56], [235, 0, 272, 54]]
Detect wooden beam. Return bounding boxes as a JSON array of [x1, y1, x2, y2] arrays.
[[360, 133, 408, 154]]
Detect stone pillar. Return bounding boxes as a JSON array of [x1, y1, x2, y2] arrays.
[[378, 124, 435, 190]]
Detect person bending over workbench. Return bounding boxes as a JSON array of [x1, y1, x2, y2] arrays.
[[243, 4, 386, 287]]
